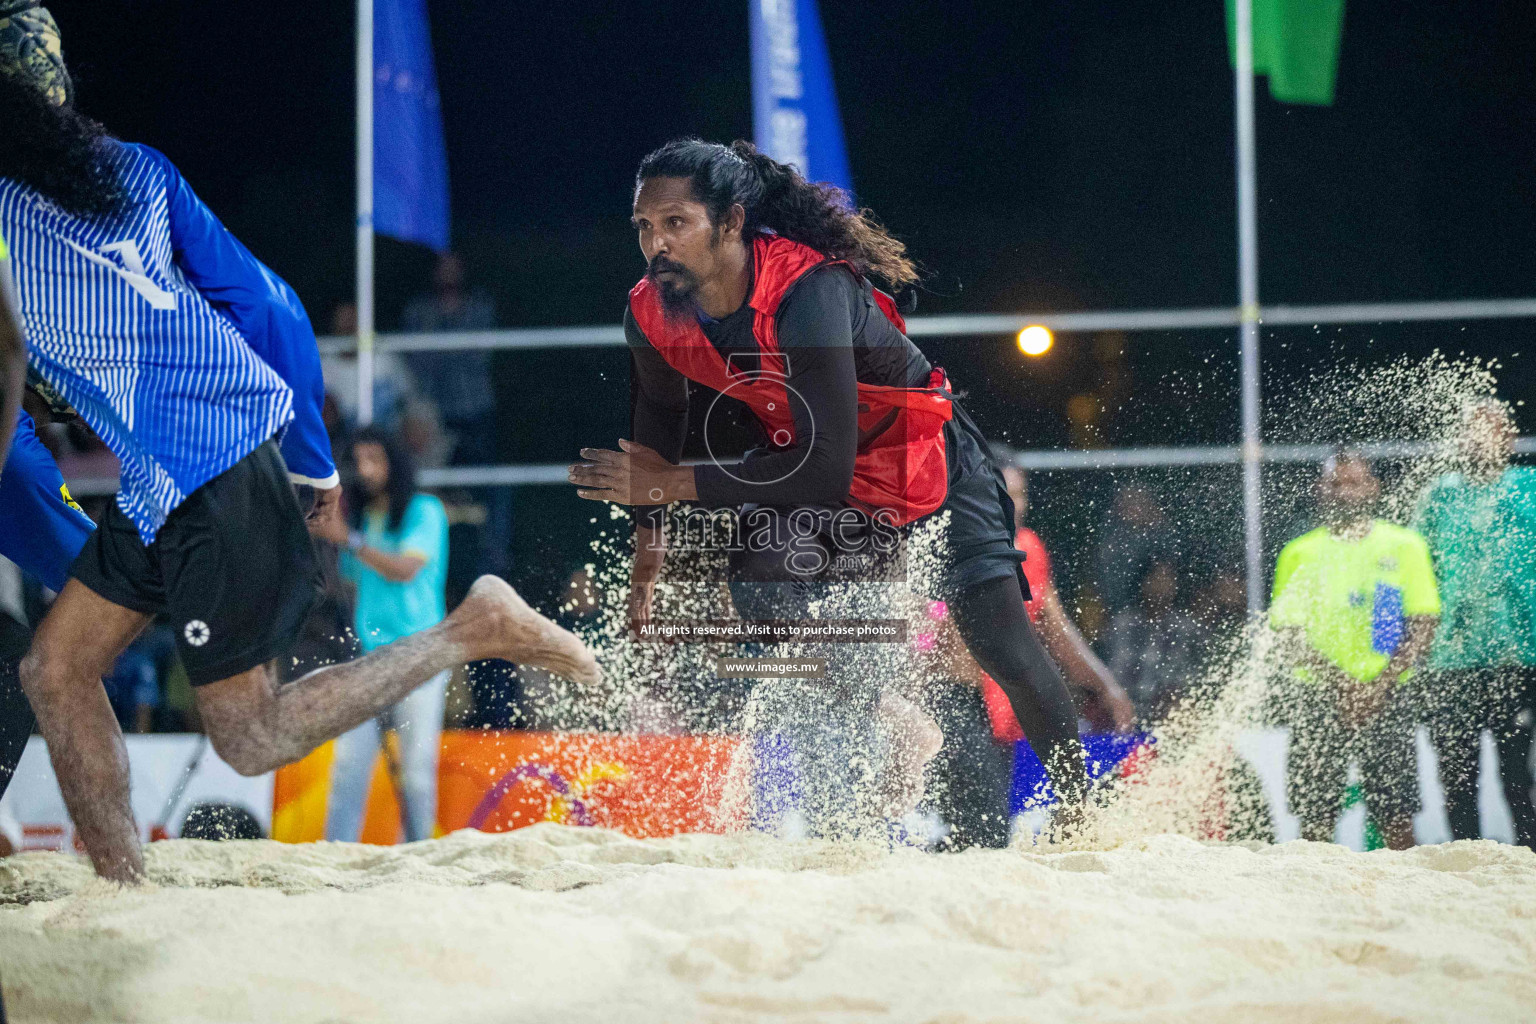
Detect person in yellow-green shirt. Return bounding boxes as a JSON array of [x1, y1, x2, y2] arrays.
[[1270, 454, 1441, 849]]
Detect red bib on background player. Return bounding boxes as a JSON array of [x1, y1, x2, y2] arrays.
[[629, 234, 952, 526]]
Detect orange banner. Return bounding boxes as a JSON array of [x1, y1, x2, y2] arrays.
[[272, 730, 744, 844]]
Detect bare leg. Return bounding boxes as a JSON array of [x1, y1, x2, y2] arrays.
[[18, 581, 153, 882], [197, 576, 599, 776], [874, 691, 943, 818]]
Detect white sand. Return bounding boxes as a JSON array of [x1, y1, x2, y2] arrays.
[[2, 825, 1534, 1023]]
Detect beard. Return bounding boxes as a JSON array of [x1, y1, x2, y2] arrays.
[[646, 254, 703, 322]]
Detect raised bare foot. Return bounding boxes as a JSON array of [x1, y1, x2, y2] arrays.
[[454, 575, 602, 685], [875, 692, 944, 818]]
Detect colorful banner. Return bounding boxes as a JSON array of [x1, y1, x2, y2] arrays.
[[750, 0, 852, 191], [1225, 0, 1347, 106], [266, 727, 1521, 850], [374, 0, 451, 251], [272, 730, 741, 844]]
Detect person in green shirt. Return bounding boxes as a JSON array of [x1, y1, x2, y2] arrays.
[[1270, 454, 1440, 849], [316, 427, 452, 843], [1413, 400, 1536, 850]]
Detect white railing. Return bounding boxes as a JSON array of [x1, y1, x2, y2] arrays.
[[61, 436, 1536, 497], [312, 296, 1536, 356]]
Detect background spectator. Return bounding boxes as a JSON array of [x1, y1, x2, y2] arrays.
[[1001, 465, 1134, 732], [1413, 400, 1536, 849], [1103, 559, 1207, 723], [1094, 483, 1174, 616], [401, 253, 511, 581], [400, 254, 497, 458], [320, 301, 418, 432], [316, 427, 451, 843], [1269, 455, 1439, 849]]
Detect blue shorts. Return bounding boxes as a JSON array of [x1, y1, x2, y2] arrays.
[[0, 411, 96, 591]]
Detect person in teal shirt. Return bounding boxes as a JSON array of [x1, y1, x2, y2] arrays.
[[317, 427, 450, 842], [1413, 400, 1536, 849], [1271, 454, 1440, 849]]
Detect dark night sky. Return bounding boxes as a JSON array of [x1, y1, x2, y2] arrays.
[[38, 1, 1536, 592], [47, 0, 1536, 312]]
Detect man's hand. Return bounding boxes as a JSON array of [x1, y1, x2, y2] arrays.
[[306, 484, 344, 539], [628, 522, 666, 639], [569, 439, 697, 505], [628, 579, 655, 638], [1099, 678, 1137, 733]]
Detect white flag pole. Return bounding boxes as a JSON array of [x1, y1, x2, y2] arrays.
[[1234, 0, 1263, 614], [356, 0, 376, 426]]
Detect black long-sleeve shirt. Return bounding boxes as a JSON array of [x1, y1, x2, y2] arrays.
[[626, 265, 931, 513]]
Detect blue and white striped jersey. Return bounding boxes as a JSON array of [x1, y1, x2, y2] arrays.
[[0, 142, 337, 543]]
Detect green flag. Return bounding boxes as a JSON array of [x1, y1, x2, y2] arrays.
[[1226, 0, 1346, 105]]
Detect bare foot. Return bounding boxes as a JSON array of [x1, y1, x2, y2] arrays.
[[455, 576, 602, 685], [875, 692, 944, 818]]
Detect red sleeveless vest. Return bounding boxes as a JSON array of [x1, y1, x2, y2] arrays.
[[629, 235, 953, 526]]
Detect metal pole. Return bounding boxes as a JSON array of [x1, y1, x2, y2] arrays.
[[356, 0, 376, 426], [1235, 0, 1263, 615]]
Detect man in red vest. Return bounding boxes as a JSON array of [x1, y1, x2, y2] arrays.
[[569, 139, 1086, 830]]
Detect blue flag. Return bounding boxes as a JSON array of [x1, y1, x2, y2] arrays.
[[374, 0, 450, 252], [749, 0, 852, 193]]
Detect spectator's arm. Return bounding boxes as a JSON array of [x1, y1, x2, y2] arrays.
[[0, 239, 23, 455], [1386, 615, 1437, 681], [1038, 581, 1135, 731], [1386, 533, 1441, 679], [145, 145, 337, 489], [340, 497, 445, 584], [349, 545, 426, 584]]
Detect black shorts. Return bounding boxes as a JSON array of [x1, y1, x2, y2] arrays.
[[926, 402, 1031, 599], [70, 440, 321, 687], [1284, 681, 1420, 830], [727, 400, 1027, 603]]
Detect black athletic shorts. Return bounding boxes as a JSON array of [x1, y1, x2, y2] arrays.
[[927, 401, 1031, 598], [728, 400, 1027, 603], [70, 439, 321, 687], [1283, 680, 1420, 831]]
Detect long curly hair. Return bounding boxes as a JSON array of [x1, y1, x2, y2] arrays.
[[0, 72, 128, 219], [636, 138, 919, 288], [346, 426, 419, 533]]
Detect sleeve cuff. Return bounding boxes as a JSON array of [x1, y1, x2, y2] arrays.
[[692, 463, 732, 506], [289, 470, 340, 490]]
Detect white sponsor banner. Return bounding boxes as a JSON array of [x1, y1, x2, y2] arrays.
[[0, 735, 272, 852]]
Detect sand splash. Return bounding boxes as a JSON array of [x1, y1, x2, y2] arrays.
[[2, 824, 1534, 1023], [6, 356, 1531, 1021]]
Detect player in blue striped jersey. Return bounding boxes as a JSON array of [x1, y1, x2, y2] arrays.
[[0, 6, 599, 881]]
